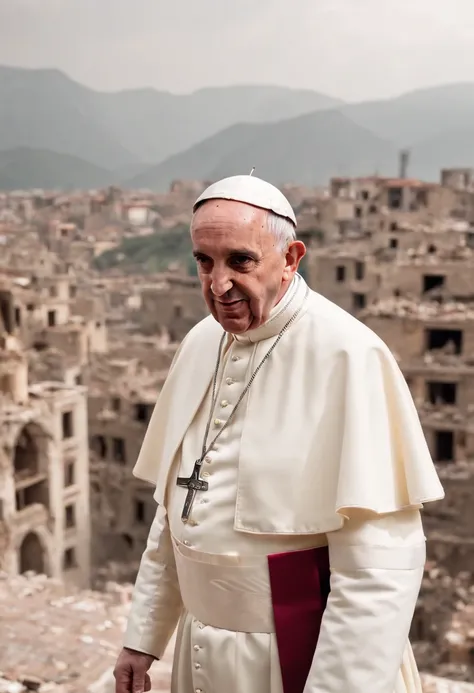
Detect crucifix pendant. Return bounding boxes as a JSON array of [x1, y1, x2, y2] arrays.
[[177, 460, 209, 522]]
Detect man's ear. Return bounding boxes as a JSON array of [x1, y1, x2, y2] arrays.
[[282, 241, 306, 281]]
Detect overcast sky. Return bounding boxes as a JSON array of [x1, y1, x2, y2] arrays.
[[0, 0, 473, 101]]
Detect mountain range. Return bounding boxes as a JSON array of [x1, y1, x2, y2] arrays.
[[1, 65, 474, 191]]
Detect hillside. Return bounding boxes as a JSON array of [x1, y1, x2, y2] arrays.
[[0, 67, 136, 170], [128, 110, 399, 190], [131, 82, 474, 190], [93, 226, 195, 274], [343, 82, 474, 146], [0, 147, 112, 191], [2, 67, 474, 190], [0, 66, 343, 170]]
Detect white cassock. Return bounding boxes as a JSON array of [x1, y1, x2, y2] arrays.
[[123, 274, 444, 693]]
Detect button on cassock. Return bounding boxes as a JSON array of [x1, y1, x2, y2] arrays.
[[225, 377, 234, 385], [214, 418, 223, 426]]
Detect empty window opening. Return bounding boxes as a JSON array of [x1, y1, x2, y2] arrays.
[[134, 403, 151, 423], [355, 206, 362, 218], [425, 329, 463, 355], [47, 310, 56, 327], [416, 189, 428, 207], [427, 382, 457, 406], [368, 204, 377, 214], [14, 426, 39, 479], [423, 275, 445, 294], [0, 292, 14, 334], [387, 187, 403, 210], [33, 340, 48, 352], [134, 500, 146, 524], [112, 397, 121, 412], [411, 607, 426, 642], [91, 435, 107, 459], [65, 462, 75, 487], [62, 411, 73, 439], [15, 481, 48, 510], [65, 504, 76, 528], [14, 307, 21, 327], [361, 190, 369, 201], [427, 244, 437, 254], [63, 547, 77, 570], [173, 304, 183, 318], [355, 261, 365, 281], [122, 533, 134, 549], [389, 238, 399, 249], [112, 437, 126, 464], [434, 430, 454, 463], [352, 293, 366, 310], [335, 266, 346, 282], [390, 222, 398, 232]]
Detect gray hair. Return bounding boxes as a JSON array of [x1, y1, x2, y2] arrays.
[[266, 210, 296, 251]]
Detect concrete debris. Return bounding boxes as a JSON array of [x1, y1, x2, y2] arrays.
[[2, 171, 474, 689]]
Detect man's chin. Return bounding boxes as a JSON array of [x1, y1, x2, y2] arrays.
[[218, 317, 250, 334], [213, 311, 251, 334]]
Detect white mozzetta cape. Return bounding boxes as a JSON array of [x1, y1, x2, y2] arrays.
[[133, 286, 444, 534]]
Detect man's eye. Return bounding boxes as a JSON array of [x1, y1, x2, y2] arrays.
[[232, 256, 251, 266]]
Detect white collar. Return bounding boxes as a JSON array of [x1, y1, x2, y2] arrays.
[[232, 274, 308, 344]]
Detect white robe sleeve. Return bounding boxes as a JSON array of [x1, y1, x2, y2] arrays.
[[303, 509, 425, 693], [123, 504, 183, 659]]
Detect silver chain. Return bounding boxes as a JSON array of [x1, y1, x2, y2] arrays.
[[194, 285, 309, 472]]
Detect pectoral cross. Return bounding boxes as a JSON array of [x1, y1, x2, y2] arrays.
[[177, 460, 209, 522]]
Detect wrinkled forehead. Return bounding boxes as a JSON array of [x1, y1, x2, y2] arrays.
[[191, 199, 273, 248]]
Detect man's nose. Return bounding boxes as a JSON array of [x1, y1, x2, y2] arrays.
[[210, 268, 233, 297]]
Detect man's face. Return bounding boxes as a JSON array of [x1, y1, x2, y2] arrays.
[[191, 199, 305, 334]]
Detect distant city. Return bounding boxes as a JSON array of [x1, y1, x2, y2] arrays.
[[2, 59, 474, 693]]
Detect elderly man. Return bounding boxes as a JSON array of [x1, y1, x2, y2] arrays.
[[114, 175, 444, 693]]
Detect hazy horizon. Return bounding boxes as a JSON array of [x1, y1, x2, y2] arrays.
[[2, 60, 474, 104], [0, 0, 473, 101]]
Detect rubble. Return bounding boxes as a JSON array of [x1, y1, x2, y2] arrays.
[[2, 170, 474, 688], [0, 572, 173, 693]]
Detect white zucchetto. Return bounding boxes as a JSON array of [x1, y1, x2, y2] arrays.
[[193, 175, 297, 226]]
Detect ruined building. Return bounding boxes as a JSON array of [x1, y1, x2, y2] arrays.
[[0, 276, 91, 588], [2, 170, 474, 687]]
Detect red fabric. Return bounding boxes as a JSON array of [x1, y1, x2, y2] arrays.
[[267, 546, 331, 693]]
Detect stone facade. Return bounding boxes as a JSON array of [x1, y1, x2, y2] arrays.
[[1, 172, 474, 687], [0, 349, 90, 588]]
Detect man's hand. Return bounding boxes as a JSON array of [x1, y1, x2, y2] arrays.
[[113, 647, 155, 693]]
